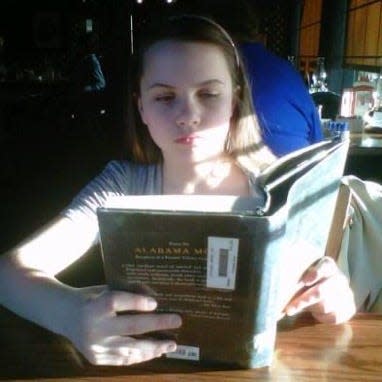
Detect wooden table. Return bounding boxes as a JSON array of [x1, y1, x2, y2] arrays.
[[1, 307, 381, 381]]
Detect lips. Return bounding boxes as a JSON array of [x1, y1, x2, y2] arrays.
[[174, 135, 201, 145]]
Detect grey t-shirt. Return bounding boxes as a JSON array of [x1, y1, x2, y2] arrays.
[[62, 160, 264, 245]]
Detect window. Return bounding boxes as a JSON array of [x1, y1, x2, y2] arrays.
[[345, 0, 382, 69], [299, 0, 323, 59], [298, 0, 323, 84]]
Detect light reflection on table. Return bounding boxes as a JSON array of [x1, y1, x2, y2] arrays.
[[350, 132, 382, 154], [1, 307, 382, 381]]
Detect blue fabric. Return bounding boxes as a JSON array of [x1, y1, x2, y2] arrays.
[[240, 43, 323, 157], [83, 54, 106, 92], [71, 53, 106, 93]]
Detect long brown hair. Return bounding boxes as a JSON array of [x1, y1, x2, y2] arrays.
[[125, 14, 275, 174]]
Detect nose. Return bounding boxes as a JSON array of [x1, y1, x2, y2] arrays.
[[175, 96, 201, 129]]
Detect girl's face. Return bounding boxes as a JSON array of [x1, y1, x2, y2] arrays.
[[138, 40, 236, 164]]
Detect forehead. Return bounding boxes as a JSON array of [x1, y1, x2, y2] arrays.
[[141, 40, 232, 86]]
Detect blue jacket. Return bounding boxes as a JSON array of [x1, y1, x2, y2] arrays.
[[240, 43, 323, 156], [72, 53, 106, 93]]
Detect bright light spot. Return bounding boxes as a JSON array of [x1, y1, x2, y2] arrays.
[[86, 19, 93, 33], [17, 216, 98, 276]]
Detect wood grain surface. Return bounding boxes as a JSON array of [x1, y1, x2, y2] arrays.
[[1, 307, 381, 381]]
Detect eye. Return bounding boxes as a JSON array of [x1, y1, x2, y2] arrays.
[[198, 90, 219, 99], [155, 93, 175, 103]]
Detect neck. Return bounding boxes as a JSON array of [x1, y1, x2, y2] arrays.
[[162, 156, 250, 196]]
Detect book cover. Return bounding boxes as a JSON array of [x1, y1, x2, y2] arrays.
[[97, 139, 349, 368]]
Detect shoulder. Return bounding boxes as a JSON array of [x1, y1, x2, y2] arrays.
[[103, 160, 157, 179], [69, 159, 160, 201], [61, 160, 161, 222], [98, 160, 161, 195]]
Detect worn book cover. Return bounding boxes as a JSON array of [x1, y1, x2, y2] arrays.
[[97, 139, 349, 368]]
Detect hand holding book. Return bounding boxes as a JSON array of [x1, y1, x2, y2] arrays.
[[284, 256, 356, 324], [66, 285, 182, 366]]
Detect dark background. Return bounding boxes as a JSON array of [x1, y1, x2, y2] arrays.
[[0, 0, 298, 253], [0, 0, 379, 254]]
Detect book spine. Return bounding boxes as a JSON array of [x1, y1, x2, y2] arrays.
[[246, 210, 287, 368]]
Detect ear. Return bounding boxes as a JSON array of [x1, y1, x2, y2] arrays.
[[137, 96, 147, 124]]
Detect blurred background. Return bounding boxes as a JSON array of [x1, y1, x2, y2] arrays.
[[1, 0, 381, 253]]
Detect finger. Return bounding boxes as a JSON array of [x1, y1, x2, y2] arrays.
[[113, 336, 177, 360], [309, 283, 356, 324], [81, 285, 108, 296], [285, 273, 353, 318], [312, 301, 356, 324], [107, 313, 182, 336], [310, 283, 356, 324], [100, 290, 158, 313], [302, 256, 338, 286], [285, 274, 342, 316], [308, 277, 351, 314], [283, 257, 339, 314], [89, 336, 177, 366]]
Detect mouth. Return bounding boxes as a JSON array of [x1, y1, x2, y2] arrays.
[[174, 135, 201, 145]]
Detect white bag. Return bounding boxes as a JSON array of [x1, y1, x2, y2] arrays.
[[337, 176, 382, 312]]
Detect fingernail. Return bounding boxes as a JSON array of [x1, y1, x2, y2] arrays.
[[286, 306, 297, 316], [302, 271, 318, 286], [172, 315, 182, 327], [146, 297, 157, 310], [167, 343, 177, 352]]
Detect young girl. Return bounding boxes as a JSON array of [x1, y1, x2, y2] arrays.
[[0, 15, 355, 367]]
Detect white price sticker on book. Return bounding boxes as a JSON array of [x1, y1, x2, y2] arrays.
[[166, 345, 200, 361], [207, 237, 239, 290]]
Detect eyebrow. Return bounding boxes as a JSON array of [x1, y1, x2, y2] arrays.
[[146, 79, 225, 90]]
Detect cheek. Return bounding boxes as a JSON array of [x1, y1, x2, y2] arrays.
[[141, 100, 168, 127], [146, 118, 167, 140], [148, 110, 170, 129], [143, 108, 173, 146], [205, 100, 234, 127]]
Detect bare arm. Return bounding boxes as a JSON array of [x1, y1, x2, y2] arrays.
[[0, 216, 181, 365], [0, 216, 95, 332]]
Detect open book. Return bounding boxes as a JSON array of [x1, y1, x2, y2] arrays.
[[97, 138, 349, 368]]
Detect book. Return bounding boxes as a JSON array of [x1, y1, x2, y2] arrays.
[[97, 138, 349, 369]]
